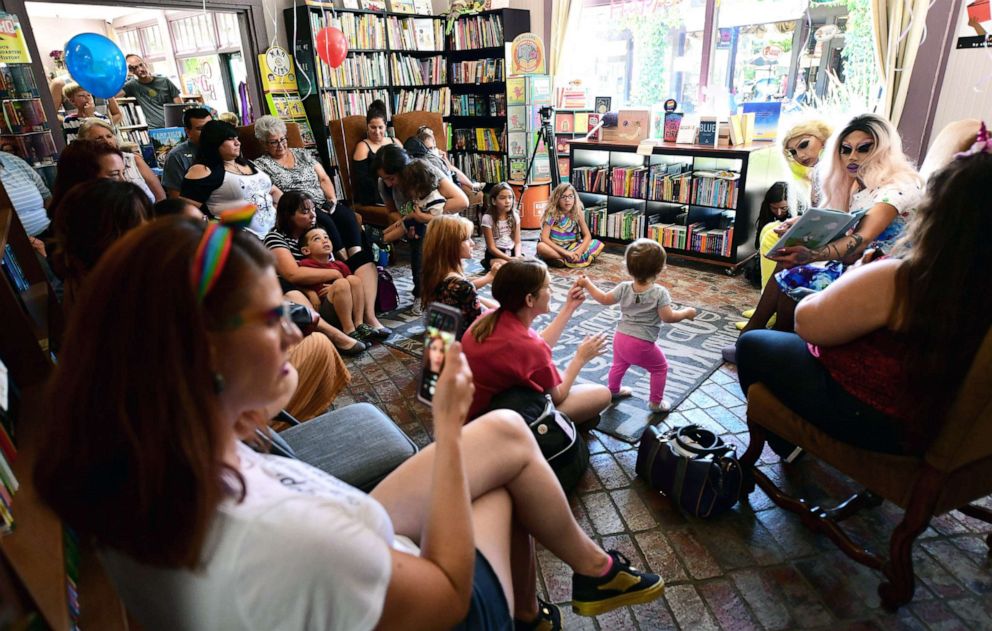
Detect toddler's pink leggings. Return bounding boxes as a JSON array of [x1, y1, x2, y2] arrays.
[[608, 331, 669, 405]]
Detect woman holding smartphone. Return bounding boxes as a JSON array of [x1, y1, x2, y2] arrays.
[[35, 217, 665, 630]]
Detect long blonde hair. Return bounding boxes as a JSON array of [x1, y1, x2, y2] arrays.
[[818, 114, 922, 212], [420, 215, 474, 308], [545, 183, 584, 224]]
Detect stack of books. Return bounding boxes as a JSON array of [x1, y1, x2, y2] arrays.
[[320, 12, 387, 49], [322, 89, 390, 119], [571, 166, 608, 193], [691, 170, 740, 209], [390, 53, 445, 85], [117, 99, 147, 127], [451, 152, 505, 183], [393, 87, 450, 115], [320, 52, 389, 89], [387, 16, 445, 51], [555, 87, 587, 109], [610, 166, 647, 198], [450, 58, 504, 84], [450, 127, 501, 151], [585, 203, 608, 235], [648, 163, 691, 203]]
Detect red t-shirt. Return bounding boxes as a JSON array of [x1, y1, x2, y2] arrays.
[[462, 309, 562, 420], [298, 258, 351, 294]]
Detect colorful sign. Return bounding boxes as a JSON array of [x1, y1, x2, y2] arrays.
[[259, 46, 298, 92], [0, 12, 31, 64], [509, 33, 545, 75]]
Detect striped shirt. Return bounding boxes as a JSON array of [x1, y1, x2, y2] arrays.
[[0, 152, 50, 236]]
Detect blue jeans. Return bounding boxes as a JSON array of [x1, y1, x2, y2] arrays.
[[736, 330, 906, 455]]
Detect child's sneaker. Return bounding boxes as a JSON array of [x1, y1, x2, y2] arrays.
[[648, 400, 671, 414], [571, 550, 665, 616], [514, 599, 561, 631]]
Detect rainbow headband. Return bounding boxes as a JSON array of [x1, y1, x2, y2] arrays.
[[191, 204, 256, 302], [955, 122, 992, 159]]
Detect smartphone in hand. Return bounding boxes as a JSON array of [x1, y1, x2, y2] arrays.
[[417, 303, 462, 405]]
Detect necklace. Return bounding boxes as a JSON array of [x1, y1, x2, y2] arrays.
[[224, 162, 250, 176]]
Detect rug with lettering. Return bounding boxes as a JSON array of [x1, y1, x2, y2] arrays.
[[378, 262, 738, 443]]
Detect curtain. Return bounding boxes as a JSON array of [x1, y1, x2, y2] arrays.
[[549, 0, 583, 78], [871, 0, 931, 126]]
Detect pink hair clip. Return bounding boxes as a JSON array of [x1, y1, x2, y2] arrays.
[[954, 122, 992, 159]]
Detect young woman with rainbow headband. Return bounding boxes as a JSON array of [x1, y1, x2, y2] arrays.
[[35, 212, 666, 630]]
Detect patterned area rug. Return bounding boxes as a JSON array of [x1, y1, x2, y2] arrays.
[[378, 258, 739, 443]]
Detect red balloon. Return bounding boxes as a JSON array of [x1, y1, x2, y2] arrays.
[[315, 27, 348, 68]]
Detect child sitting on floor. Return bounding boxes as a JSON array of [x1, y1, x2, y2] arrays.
[[298, 226, 375, 342], [579, 238, 697, 413], [536, 183, 604, 268]]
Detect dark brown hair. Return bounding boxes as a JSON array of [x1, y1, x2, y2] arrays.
[[890, 152, 992, 450], [34, 217, 274, 568], [275, 190, 315, 236], [485, 182, 517, 236], [469, 257, 548, 343], [624, 238, 666, 284], [49, 139, 125, 215], [399, 159, 439, 200]]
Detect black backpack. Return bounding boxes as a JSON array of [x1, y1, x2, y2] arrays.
[[487, 387, 589, 493]]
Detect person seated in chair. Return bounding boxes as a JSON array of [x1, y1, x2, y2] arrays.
[[736, 126, 992, 456]]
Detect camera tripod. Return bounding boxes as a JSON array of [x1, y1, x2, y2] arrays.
[[514, 106, 561, 216]]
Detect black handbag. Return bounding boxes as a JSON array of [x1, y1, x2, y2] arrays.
[[635, 424, 743, 518], [487, 387, 589, 493]]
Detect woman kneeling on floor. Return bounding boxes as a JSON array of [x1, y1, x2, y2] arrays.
[[35, 217, 665, 630]]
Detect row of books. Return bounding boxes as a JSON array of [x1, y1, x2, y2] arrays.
[[648, 163, 692, 203], [450, 93, 506, 117], [318, 52, 389, 89], [391, 53, 446, 86], [0, 65, 39, 100], [692, 171, 740, 210], [1, 99, 46, 135], [386, 16, 444, 51], [571, 166, 608, 193], [611, 166, 648, 199], [392, 87, 450, 115], [120, 128, 151, 146], [450, 127, 501, 152], [322, 88, 390, 119], [450, 152, 505, 184], [117, 99, 147, 128], [585, 205, 645, 241], [267, 93, 308, 119], [316, 11, 387, 49], [450, 58, 504, 85], [0, 132, 57, 166], [647, 222, 735, 256], [450, 14, 504, 50]]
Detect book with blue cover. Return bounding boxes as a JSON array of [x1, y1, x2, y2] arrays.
[[741, 101, 782, 141], [148, 127, 186, 169]]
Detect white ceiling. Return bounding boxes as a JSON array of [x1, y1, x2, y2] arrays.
[[24, 2, 161, 21]]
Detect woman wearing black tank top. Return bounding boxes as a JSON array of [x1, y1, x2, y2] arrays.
[[352, 100, 402, 204]]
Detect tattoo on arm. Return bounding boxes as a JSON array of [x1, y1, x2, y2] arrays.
[[843, 234, 865, 257]]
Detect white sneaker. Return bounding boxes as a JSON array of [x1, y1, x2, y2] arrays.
[[409, 302, 423, 316], [648, 400, 671, 414]]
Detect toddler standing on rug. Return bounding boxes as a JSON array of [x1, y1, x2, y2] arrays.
[[579, 238, 697, 413]]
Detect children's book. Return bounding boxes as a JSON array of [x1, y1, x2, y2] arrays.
[[363, 0, 387, 10], [389, 0, 416, 13], [594, 96, 611, 114], [675, 115, 699, 144], [507, 105, 526, 132], [148, 127, 186, 168], [663, 112, 683, 142], [741, 101, 781, 141], [554, 111, 574, 133], [767, 208, 867, 257], [413, 0, 433, 13], [413, 18, 436, 49]]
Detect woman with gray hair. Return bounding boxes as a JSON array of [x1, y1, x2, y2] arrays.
[[254, 115, 387, 331], [77, 117, 165, 202]]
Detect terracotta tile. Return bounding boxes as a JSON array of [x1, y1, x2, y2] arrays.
[[666, 529, 723, 580], [610, 489, 657, 532], [589, 452, 632, 490], [581, 491, 626, 536], [664, 583, 721, 631], [732, 568, 793, 630], [697, 578, 762, 631]]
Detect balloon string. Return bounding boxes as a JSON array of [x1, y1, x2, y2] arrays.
[[293, 0, 314, 100]]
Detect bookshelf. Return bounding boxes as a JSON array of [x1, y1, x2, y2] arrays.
[[286, 5, 528, 183], [552, 109, 593, 183], [0, 63, 57, 189], [446, 9, 529, 185], [569, 139, 782, 271], [114, 97, 151, 147]]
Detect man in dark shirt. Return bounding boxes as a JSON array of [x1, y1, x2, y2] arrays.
[[162, 107, 212, 198], [120, 54, 182, 129]]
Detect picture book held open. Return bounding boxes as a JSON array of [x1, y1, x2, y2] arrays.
[[767, 208, 867, 257]]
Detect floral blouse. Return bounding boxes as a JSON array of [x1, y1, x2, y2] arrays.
[[431, 276, 481, 341], [255, 149, 327, 205]]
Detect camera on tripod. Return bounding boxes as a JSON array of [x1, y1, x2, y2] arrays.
[[539, 105, 554, 125]]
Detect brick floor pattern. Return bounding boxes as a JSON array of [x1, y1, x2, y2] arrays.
[[329, 241, 992, 630]]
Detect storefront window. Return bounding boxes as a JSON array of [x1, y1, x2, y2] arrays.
[[118, 29, 142, 57], [170, 14, 216, 54], [216, 13, 241, 50], [178, 55, 227, 113], [139, 24, 167, 57]]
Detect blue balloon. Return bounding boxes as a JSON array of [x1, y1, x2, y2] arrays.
[[64, 33, 127, 99]]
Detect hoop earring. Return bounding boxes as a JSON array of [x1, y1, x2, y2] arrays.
[[213, 372, 225, 394]]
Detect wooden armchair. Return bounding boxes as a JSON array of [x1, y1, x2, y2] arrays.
[[740, 329, 992, 611], [328, 115, 391, 227], [237, 122, 305, 161]]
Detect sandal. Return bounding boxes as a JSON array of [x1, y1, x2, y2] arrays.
[[514, 599, 561, 631]]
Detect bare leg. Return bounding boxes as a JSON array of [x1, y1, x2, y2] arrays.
[[287, 290, 364, 351], [536, 242, 562, 262], [774, 292, 797, 332], [328, 279, 356, 333], [347, 275, 365, 327], [354, 261, 384, 328], [372, 411, 611, 577], [741, 268, 784, 333], [557, 383, 611, 426]]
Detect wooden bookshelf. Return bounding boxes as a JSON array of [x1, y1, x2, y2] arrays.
[[569, 139, 785, 271], [114, 97, 151, 147]]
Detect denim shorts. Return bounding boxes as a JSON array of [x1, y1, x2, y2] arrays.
[[451, 550, 512, 630]]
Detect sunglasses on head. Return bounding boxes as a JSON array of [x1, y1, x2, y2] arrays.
[[839, 141, 874, 156]]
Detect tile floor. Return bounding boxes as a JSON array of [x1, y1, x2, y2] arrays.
[[330, 240, 992, 631]]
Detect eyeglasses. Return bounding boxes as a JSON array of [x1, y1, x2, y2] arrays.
[[560, 194, 575, 200], [224, 302, 297, 334], [266, 137, 288, 147], [839, 141, 874, 156], [126, 62, 145, 72]]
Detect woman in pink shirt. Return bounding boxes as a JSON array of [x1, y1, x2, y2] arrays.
[[462, 257, 611, 424]]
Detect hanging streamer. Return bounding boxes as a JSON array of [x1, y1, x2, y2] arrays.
[[292, 0, 315, 100]]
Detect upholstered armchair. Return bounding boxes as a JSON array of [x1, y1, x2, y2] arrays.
[[740, 329, 992, 611]]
